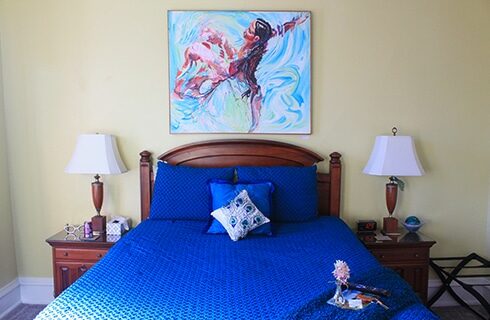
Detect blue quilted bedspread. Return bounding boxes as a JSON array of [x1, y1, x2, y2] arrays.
[[36, 217, 438, 319]]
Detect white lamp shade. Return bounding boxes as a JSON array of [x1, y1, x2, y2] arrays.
[[65, 134, 127, 175], [363, 135, 425, 176]]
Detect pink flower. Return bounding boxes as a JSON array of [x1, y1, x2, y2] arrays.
[[332, 260, 350, 285]]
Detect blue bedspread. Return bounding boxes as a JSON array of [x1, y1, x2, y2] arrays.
[[36, 217, 438, 319]]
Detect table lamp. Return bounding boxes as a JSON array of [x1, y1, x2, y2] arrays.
[[65, 134, 127, 233], [363, 127, 425, 234]]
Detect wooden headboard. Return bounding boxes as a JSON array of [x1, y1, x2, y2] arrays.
[[139, 139, 341, 221]]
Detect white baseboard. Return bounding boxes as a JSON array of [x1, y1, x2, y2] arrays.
[[428, 277, 490, 307], [18, 277, 54, 305], [0, 279, 21, 319]]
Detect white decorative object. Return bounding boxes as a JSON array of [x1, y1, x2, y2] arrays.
[[332, 260, 351, 307], [107, 216, 132, 235], [363, 134, 424, 177], [211, 190, 269, 241], [65, 134, 127, 175], [332, 260, 351, 285]]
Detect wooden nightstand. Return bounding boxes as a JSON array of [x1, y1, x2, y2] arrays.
[[358, 231, 436, 304], [46, 231, 123, 297]]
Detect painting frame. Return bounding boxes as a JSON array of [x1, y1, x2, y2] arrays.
[[168, 10, 312, 134]]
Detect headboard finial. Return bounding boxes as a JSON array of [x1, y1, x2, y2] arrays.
[[140, 150, 152, 163], [329, 152, 342, 165]]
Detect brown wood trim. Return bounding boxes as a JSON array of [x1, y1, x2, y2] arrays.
[[317, 173, 331, 217], [46, 241, 115, 250], [329, 152, 342, 217], [59, 265, 70, 294], [140, 139, 342, 221], [139, 150, 153, 221], [158, 139, 324, 166]]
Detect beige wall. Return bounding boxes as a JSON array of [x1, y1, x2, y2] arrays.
[[0, 0, 489, 278], [0, 37, 18, 287]]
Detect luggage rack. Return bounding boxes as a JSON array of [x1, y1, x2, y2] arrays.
[[428, 253, 489, 320]]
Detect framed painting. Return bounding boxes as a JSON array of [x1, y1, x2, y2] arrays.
[[168, 10, 311, 134]]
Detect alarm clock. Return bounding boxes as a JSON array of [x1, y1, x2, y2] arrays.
[[357, 220, 377, 233]]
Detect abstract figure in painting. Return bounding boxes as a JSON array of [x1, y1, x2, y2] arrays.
[[169, 11, 311, 134]]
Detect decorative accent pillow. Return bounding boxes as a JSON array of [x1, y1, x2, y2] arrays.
[[207, 180, 274, 235], [237, 165, 318, 222], [149, 162, 235, 220], [211, 190, 270, 241]]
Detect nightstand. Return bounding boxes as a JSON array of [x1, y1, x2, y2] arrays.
[[358, 231, 436, 304], [46, 231, 123, 297]]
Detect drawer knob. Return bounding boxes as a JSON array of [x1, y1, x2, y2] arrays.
[[414, 253, 420, 258], [96, 253, 102, 258], [63, 252, 68, 257], [380, 254, 385, 259]]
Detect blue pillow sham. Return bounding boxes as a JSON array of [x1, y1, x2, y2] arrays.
[[149, 162, 235, 220], [236, 166, 318, 222], [206, 180, 274, 235]]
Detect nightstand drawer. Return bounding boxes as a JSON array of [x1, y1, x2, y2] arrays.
[[371, 247, 428, 263], [55, 248, 107, 261]]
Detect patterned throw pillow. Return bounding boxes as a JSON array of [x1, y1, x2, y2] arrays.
[[211, 190, 270, 241], [207, 180, 274, 236]]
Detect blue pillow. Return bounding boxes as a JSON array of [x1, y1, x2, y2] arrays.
[[236, 166, 318, 222], [206, 180, 274, 235], [149, 162, 235, 220]]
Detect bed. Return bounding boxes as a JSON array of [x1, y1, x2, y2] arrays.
[[36, 139, 438, 319]]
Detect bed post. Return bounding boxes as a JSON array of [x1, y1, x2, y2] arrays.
[[140, 150, 153, 221], [329, 152, 342, 217]]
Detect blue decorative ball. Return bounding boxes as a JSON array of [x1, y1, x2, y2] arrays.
[[403, 216, 422, 232], [405, 216, 421, 225]]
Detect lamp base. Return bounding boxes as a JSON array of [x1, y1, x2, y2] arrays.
[[383, 217, 399, 235], [91, 215, 106, 233]]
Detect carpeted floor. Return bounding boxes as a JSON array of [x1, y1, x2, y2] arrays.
[[1, 304, 487, 320], [1, 304, 45, 320], [432, 305, 487, 320]]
